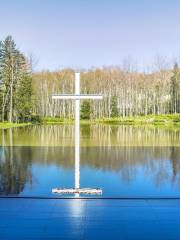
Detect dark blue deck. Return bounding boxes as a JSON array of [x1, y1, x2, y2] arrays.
[[0, 198, 180, 239]]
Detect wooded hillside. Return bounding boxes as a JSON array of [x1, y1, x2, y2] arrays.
[[33, 66, 180, 119], [0, 36, 180, 122]]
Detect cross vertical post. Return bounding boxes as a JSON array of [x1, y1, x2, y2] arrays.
[[52, 72, 103, 196], [75, 73, 80, 190]]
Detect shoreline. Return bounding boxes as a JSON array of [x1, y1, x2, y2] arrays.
[[0, 114, 180, 129], [0, 122, 31, 129], [42, 114, 180, 126]]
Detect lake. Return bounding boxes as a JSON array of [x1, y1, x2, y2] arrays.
[[0, 124, 180, 197]]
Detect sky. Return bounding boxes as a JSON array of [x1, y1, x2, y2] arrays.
[[0, 0, 180, 71]]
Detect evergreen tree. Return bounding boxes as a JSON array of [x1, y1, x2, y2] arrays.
[[0, 36, 18, 122], [80, 101, 91, 119], [14, 53, 32, 122], [0, 36, 32, 122], [110, 96, 119, 117], [15, 74, 32, 122]]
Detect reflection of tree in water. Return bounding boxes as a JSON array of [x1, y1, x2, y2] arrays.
[[81, 146, 180, 187], [18, 145, 180, 188], [115, 147, 180, 187], [0, 129, 32, 195], [171, 147, 180, 178], [118, 164, 137, 183], [2, 124, 180, 147], [81, 124, 91, 137], [0, 125, 180, 194]]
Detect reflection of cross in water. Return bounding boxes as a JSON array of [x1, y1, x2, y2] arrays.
[[52, 73, 103, 196]]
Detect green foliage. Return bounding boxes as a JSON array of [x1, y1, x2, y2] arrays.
[[97, 114, 180, 125], [0, 37, 180, 124], [0, 36, 33, 122], [81, 101, 91, 119], [31, 114, 42, 124], [15, 75, 32, 122], [42, 117, 73, 124], [110, 96, 119, 118], [0, 122, 31, 129]]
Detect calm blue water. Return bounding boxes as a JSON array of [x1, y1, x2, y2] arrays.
[[0, 125, 180, 197]]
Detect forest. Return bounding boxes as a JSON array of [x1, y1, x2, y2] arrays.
[[0, 36, 180, 123]]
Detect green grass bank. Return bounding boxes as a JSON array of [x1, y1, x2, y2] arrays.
[[0, 122, 31, 129], [0, 114, 179, 129], [42, 114, 180, 126]]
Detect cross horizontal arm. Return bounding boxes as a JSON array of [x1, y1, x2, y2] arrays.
[[52, 94, 103, 100]]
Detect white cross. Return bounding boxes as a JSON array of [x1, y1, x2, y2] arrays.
[[52, 72, 103, 196]]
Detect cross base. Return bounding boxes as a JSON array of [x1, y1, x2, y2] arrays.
[[52, 188, 102, 195]]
